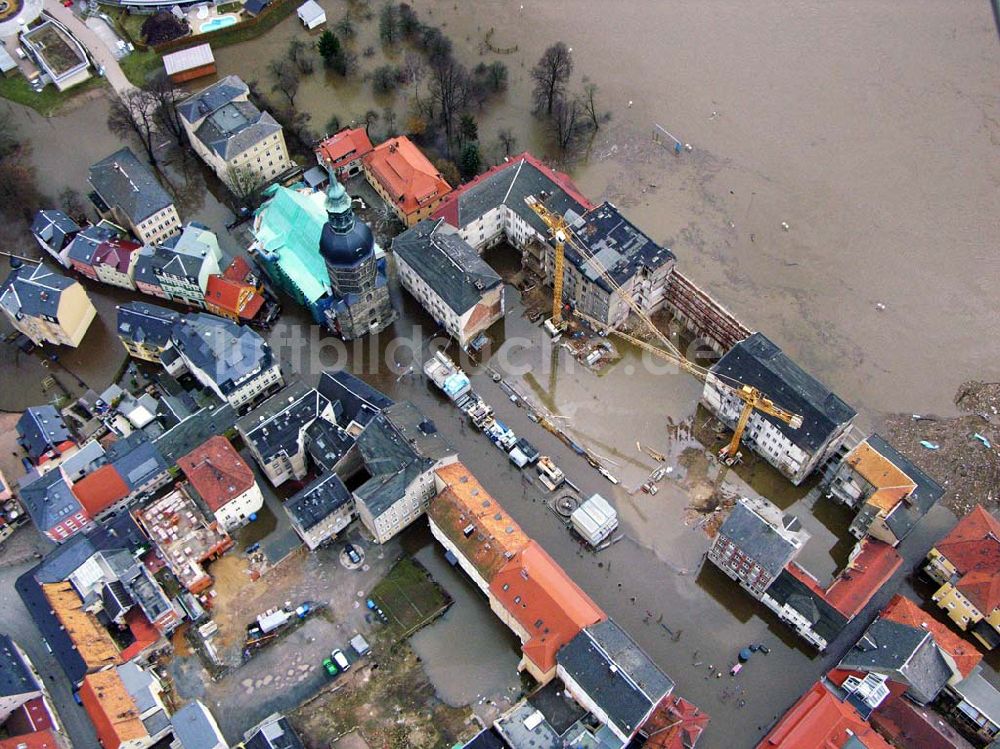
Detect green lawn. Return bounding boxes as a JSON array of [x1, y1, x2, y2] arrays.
[[0, 75, 103, 116], [119, 49, 163, 87], [370, 557, 450, 638]]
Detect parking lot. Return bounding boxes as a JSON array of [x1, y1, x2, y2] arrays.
[[166, 523, 401, 744]]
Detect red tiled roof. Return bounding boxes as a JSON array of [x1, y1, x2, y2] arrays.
[[205, 275, 265, 320], [489, 540, 605, 673], [433, 151, 594, 228], [178, 436, 256, 512], [5, 697, 56, 736], [641, 695, 711, 749], [869, 693, 976, 749], [935, 507, 1000, 613], [0, 731, 62, 749], [94, 238, 140, 275], [756, 681, 892, 749], [80, 670, 147, 749], [72, 465, 130, 516], [119, 608, 160, 662], [316, 127, 373, 170], [363, 137, 452, 216], [222, 255, 253, 283], [880, 594, 982, 678], [824, 539, 902, 618]]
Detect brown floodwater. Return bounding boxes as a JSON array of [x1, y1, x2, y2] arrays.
[[2, 2, 997, 745]]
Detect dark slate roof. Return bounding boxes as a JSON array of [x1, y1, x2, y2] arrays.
[[178, 75, 248, 124], [107, 432, 169, 490], [171, 313, 274, 395], [17, 405, 72, 460], [305, 418, 355, 473], [1, 263, 76, 321], [766, 567, 849, 644], [132, 247, 162, 290], [150, 225, 218, 280], [88, 147, 173, 225], [244, 714, 305, 749], [32, 210, 81, 252], [154, 402, 237, 464], [566, 202, 675, 292], [557, 619, 674, 738], [317, 370, 393, 426], [437, 153, 591, 239], [243, 0, 269, 15], [710, 333, 856, 452], [286, 473, 351, 531], [194, 100, 282, 160], [355, 402, 453, 517], [236, 382, 327, 461], [19, 470, 83, 533], [839, 618, 951, 704], [867, 434, 944, 540], [462, 728, 506, 749], [392, 220, 502, 315], [101, 580, 133, 621], [717, 500, 800, 580], [0, 634, 39, 698], [116, 302, 180, 350], [170, 700, 225, 749], [66, 224, 118, 265]]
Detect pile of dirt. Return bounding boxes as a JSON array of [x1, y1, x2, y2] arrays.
[[883, 382, 1000, 517]]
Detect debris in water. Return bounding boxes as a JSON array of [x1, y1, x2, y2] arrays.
[[875, 302, 886, 311], [973, 433, 992, 449], [780, 221, 790, 231], [920, 441, 940, 450]]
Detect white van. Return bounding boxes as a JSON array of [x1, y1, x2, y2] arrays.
[[331, 648, 350, 671]]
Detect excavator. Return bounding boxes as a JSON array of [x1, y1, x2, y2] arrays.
[[524, 196, 803, 465]]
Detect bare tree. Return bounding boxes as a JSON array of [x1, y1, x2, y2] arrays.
[[428, 56, 470, 153], [401, 52, 425, 105], [361, 109, 380, 138], [497, 128, 516, 157], [382, 106, 398, 137], [531, 42, 573, 115], [144, 72, 187, 148], [226, 164, 265, 206], [58, 187, 88, 224], [550, 96, 583, 152], [108, 89, 160, 163], [287, 38, 315, 75], [268, 59, 301, 108], [581, 80, 604, 130]]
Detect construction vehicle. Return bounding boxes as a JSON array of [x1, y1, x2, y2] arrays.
[[525, 197, 803, 465], [537, 456, 565, 491]]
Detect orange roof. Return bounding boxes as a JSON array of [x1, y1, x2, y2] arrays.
[[489, 540, 605, 673], [881, 594, 982, 678], [824, 539, 902, 618], [641, 695, 711, 749], [119, 608, 160, 662], [222, 255, 253, 283], [364, 137, 452, 216], [42, 582, 119, 671], [847, 440, 917, 512], [178, 436, 256, 512], [429, 463, 529, 581], [935, 507, 1000, 613], [72, 464, 130, 516], [757, 681, 892, 749], [316, 127, 373, 170], [205, 275, 265, 320], [0, 732, 62, 749], [80, 670, 146, 749]]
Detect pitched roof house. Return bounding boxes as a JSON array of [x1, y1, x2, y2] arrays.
[[31, 209, 82, 268], [925, 507, 1000, 649], [315, 127, 373, 178], [362, 136, 452, 226], [0, 262, 97, 347], [88, 148, 180, 245], [17, 406, 74, 465], [178, 436, 263, 531]]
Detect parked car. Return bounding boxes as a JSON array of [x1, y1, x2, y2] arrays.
[[322, 658, 338, 677], [344, 544, 361, 565], [331, 648, 350, 671]]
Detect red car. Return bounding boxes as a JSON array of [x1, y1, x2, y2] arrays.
[[62, 0, 73, 6]]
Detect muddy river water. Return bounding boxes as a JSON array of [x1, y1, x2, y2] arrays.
[[1, 1, 998, 746]]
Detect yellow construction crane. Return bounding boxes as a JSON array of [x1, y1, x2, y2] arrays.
[[525, 196, 803, 464]]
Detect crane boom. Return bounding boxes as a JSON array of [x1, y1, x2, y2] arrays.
[[525, 195, 804, 465]]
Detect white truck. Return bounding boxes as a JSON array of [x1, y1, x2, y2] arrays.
[[571, 493, 619, 546]]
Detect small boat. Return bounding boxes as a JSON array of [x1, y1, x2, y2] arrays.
[[739, 647, 752, 662], [730, 663, 742, 676]]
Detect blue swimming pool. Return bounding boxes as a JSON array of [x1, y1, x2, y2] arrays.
[[200, 15, 237, 33]]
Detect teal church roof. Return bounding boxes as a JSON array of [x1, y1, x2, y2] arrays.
[[253, 185, 332, 304]]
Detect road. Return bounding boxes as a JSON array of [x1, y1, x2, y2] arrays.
[[42, 0, 134, 96]]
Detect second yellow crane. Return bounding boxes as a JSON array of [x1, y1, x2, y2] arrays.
[[525, 196, 803, 465]]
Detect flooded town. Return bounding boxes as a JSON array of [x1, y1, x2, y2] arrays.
[[0, 2, 997, 749]]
